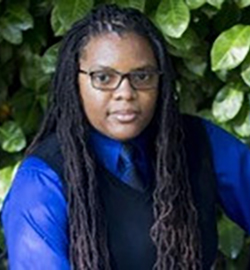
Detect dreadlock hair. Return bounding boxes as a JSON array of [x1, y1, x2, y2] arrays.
[[27, 4, 202, 270]]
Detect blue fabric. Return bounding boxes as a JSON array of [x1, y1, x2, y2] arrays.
[[89, 128, 153, 186], [2, 118, 250, 269]]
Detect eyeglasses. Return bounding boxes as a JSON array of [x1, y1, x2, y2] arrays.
[[79, 68, 162, 91]]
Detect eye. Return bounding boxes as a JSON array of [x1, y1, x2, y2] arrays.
[[92, 72, 113, 84], [132, 72, 151, 82]]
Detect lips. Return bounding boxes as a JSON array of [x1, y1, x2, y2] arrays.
[[110, 109, 139, 123]]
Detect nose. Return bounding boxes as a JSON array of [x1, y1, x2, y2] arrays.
[[113, 77, 137, 100]]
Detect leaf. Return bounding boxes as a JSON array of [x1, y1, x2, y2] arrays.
[[212, 1, 242, 34], [5, 5, 34, 31], [128, 0, 146, 11], [234, 0, 250, 8], [20, 54, 51, 91], [115, 0, 146, 11], [211, 24, 250, 71], [155, 0, 190, 38], [0, 41, 13, 64], [37, 93, 48, 112], [30, 0, 53, 17], [186, 0, 206, 9], [11, 89, 43, 135], [165, 27, 200, 52], [0, 121, 26, 153], [212, 83, 244, 122], [23, 19, 48, 53], [0, 104, 11, 123], [241, 53, 250, 87], [178, 82, 197, 113], [234, 111, 250, 138], [218, 214, 245, 259], [207, 0, 225, 9], [51, 6, 67, 37], [201, 4, 219, 19], [215, 69, 229, 82], [41, 43, 60, 74], [0, 18, 22, 44], [55, 0, 94, 35], [184, 56, 207, 76], [0, 162, 20, 210], [0, 79, 8, 105]]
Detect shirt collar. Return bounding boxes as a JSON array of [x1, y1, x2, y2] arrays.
[[88, 127, 152, 174]]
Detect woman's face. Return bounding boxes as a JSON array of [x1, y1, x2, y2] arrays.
[[78, 32, 159, 141]]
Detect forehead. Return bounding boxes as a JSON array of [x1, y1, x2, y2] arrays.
[[79, 32, 157, 70]]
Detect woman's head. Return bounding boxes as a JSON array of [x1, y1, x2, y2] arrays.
[[78, 32, 159, 141], [51, 4, 175, 140]]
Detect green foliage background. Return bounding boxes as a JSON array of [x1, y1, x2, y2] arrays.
[[0, 0, 250, 269]]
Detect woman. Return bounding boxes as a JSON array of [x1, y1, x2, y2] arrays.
[[2, 4, 250, 270]]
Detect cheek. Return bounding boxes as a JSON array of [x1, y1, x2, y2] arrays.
[[141, 92, 158, 117], [80, 90, 109, 127]]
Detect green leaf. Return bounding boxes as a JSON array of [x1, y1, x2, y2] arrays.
[[212, 2, 242, 34], [234, 111, 250, 138], [215, 69, 229, 82], [201, 4, 219, 18], [30, 0, 53, 17], [41, 43, 60, 74], [198, 109, 215, 122], [37, 93, 48, 112], [241, 53, 250, 87], [234, 0, 250, 8], [115, 0, 146, 11], [233, 100, 250, 138], [207, 0, 225, 9], [113, 0, 127, 6], [0, 41, 13, 64], [0, 18, 22, 44], [55, 0, 94, 35], [218, 214, 245, 259], [51, 6, 67, 36], [11, 89, 43, 135], [211, 25, 250, 71], [7, 0, 30, 9], [129, 0, 146, 11], [186, 0, 206, 9], [23, 19, 48, 53], [155, 0, 190, 38], [0, 79, 8, 105], [184, 56, 207, 76], [20, 54, 51, 91], [0, 162, 20, 209], [0, 121, 26, 153], [5, 5, 34, 31], [212, 83, 244, 122], [178, 82, 197, 113], [165, 27, 200, 52]]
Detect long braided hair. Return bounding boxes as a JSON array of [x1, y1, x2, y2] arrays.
[[27, 4, 202, 270]]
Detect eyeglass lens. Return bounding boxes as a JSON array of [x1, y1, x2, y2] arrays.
[[90, 70, 160, 90]]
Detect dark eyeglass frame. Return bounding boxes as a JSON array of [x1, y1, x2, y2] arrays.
[[78, 68, 163, 91]]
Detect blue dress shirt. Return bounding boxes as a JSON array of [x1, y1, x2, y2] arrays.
[[1, 118, 250, 269]]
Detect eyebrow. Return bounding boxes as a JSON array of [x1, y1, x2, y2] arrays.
[[89, 64, 158, 72]]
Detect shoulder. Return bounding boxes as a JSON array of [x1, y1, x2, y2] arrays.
[[182, 114, 250, 174], [5, 156, 65, 201], [1, 156, 69, 261], [2, 155, 67, 226], [182, 114, 248, 150]]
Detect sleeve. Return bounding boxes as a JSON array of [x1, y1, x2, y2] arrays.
[[1, 156, 70, 270], [202, 119, 250, 234]]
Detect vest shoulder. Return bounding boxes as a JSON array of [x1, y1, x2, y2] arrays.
[[29, 133, 64, 179]]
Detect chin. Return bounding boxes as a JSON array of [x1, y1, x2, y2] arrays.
[[108, 129, 143, 142]]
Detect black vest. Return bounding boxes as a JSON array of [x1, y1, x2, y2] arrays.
[[31, 115, 218, 269]]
